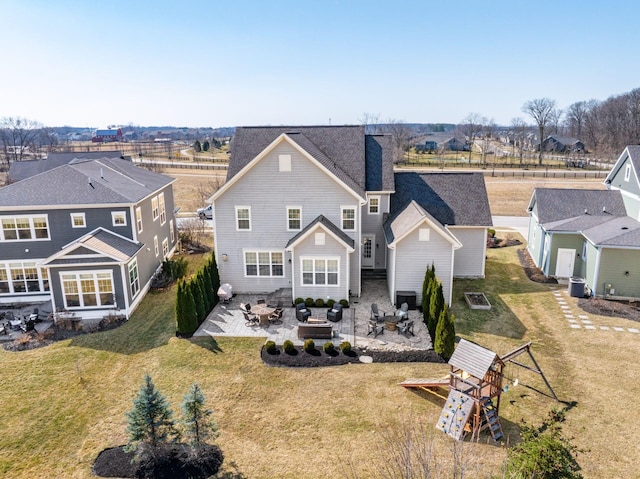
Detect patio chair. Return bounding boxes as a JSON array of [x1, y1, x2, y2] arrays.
[[397, 320, 415, 338], [295, 303, 311, 322], [327, 303, 343, 322], [20, 319, 36, 333], [268, 299, 283, 309], [268, 308, 283, 325], [0, 323, 6, 335], [242, 310, 259, 326], [395, 302, 409, 322], [367, 319, 384, 338], [371, 303, 386, 322]]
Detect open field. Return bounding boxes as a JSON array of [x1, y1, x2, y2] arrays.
[[1, 246, 639, 477]]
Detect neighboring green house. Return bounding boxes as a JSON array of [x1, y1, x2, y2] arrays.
[[527, 145, 640, 300]]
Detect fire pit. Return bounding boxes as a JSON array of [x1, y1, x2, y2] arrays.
[[464, 292, 491, 310]]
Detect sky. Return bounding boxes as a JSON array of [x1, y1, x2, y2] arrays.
[[2, 0, 639, 129]]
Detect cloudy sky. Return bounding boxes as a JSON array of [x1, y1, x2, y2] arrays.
[[2, 0, 638, 128]]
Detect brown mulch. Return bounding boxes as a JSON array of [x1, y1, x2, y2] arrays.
[[261, 345, 444, 367], [577, 297, 640, 323], [517, 248, 558, 284]]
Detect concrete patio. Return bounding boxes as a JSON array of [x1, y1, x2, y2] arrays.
[[194, 279, 433, 351]]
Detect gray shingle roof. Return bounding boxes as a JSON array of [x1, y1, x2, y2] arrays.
[[582, 216, 640, 247], [229, 126, 394, 198], [627, 145, 640, 174], [390, 172, 492, 226], [0, 158, 174, 207], [285, 215, 355, 249], [531, 188, 626, 224], [8, 150, 124, 182], [544, 215, 617, 232], [383, 200, 461, 246], [448, 338, 502, 380]]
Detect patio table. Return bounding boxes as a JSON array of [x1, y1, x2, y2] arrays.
[[250, 304, 275, 327], [382, 315, 399, 331]]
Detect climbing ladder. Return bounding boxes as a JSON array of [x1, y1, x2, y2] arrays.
[[480, 397, 503, 442]]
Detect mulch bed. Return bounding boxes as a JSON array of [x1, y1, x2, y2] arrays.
[[261, 345, 444, 367], [517, 248, 558, 284], [577, 297, 640, 323]]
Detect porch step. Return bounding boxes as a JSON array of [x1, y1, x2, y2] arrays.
[[362, 269, 387, 280], [268, 288, 293, 306]]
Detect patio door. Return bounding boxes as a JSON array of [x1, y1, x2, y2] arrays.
[[362, 235, 374, 268], [555, 248, 575, 278]]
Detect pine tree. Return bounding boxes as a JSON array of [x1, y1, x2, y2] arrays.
[[190, 277, 206, 324], [125, 375, 178, 452], [181, 383, 219, 449], [194, 140, 202, 152], [428, 281, 444, 340], [434, 304, 455, 359]]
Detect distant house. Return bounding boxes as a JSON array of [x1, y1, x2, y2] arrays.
[[0, 157, 178, 319], [92, 128, 123, 142], [539, 135, 585, 153], [415, 133, 468, 153], [526, 145, 640, 300], [211, 125, 491, 307]]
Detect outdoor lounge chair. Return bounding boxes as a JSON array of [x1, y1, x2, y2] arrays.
[[295, 303, 311, 322], [397, 320, 415, 338], [327, 303, 343, 322], [20, 319, 36, 333], [367, 319, 384, 338], [242, 310, 259, 326], [371, 303, 386, 322], [395, 302, 409, 321]]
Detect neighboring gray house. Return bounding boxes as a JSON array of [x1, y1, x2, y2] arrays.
[[527, 146, 640, 300], [212, 126, 491, 307], [539, 136, 585, 153], [416, 133, 468, 153], [0, 157, 178, 319]]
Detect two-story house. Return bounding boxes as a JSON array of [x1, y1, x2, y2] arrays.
[[0, 157, 178, 319], [526, 145, 640, 300], [212, 126, 492, 307]]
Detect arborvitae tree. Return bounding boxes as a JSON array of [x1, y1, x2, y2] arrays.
[[434, 304, 455, 360], [193, 139, 202, 152], [125, 375, 178, 452], [421, 263, 435, 326], [428, 281, 444, 340], [176, 280, 198, 335], [202, 264, 215, 312], [190, 277, 206, 324], [198, 271, 211, 314], [181, 383, 219, 449], [209, 253, 221, 306], [202, 140, 210, 152]]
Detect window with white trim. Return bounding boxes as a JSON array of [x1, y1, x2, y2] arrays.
[[162, 238, 169, 258], [625, 163, 631, 182], [0, 215, 49, 241], [129, 259, 140, 297], [244, 251, 284, 277], [112, 211, 127, 226], [341, 207, 356, 231], [70, 213, 86, 228], [154, 235, 159, 257], [368, 196, 380, 214], [301, 257, 339, 285], [159, 193, 166, 224], [0, 262, 49, 294], [136, 207, 143, 233], [60, 271, 114, 308], [287, 207, 301, 230], [169, 219, 175, 243], [151, 196, 159, 221], [236, 206, 251, 230]]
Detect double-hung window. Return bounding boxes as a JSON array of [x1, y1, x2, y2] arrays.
[[151, 196, 159, 221], [244, 251, 284, 277], [341, 207, 356, 231], [136, 207, 143, 233], [60, 271, 114, 308], [71, 213, 86, 228], [301, 257, 339, 285], [128, 259, 140, 297], [159, 193, 166, 224], [162, 238, 169, 258], [1, 215, 50, 241], [154, 236, 159, 257], [287, 207, 301, 231], [236, 206, 251, 230], [368, 196, 380, 214]]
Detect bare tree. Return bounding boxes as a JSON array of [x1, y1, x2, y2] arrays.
[[459, 113, 486, 164], [522, 98, 557, 165], [383, 119, 412, 163], [478, 119, 496, 168], [0, 117, 42, 167], [564, 101, 589, 139], [196, 176, 225, 206], [510, 117, 528, 166], [359, 112, 381, 134]]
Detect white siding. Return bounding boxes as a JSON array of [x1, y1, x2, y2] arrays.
[[450, 227, 486, 277], [214, 141, 362, 294], [361, 193, 390, 269], [393, 226, 455, 306]]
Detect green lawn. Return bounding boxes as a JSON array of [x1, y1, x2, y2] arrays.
[[0, 248, 637, 477]]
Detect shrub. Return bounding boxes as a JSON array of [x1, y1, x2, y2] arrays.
[[283, 340, 296, 354], [339, 341, 351, 354], [162, 257, 189, 281], [264, 340, 277, 354], [315, 298, 325, 307], [305, 297, 315, 307], [326, 299, 336, 308], [487, 228, 496, 238], [339, 299, 349, 308], [294, 297, 305, 305], [303, 338, 315, 353], [323, 342, 335, 354]]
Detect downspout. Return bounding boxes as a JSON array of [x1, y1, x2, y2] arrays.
[[289, 250, 296, 304], [448, 243, 455, 305], [592, 247, 602, 296]]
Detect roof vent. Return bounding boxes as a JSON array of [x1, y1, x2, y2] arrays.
[[622, 226, 629, 230], [584, 209, 588, 215], [602, 206, 606, 213], [100, 168, 104, 179], [88, 177, 95, 189]]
